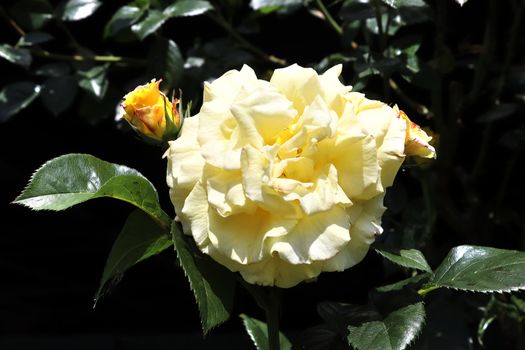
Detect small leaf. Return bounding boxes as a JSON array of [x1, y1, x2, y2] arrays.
[[455, 0, 468, 6], [131, 10, 168, 40], [0, 44, 32, 68], [240, 314, 292, 350], [61, 0, 102, 21], [164, 0, 213, 17], [13, 153, 171, 227], [147, 37, 184, 91], [95, 209, 172, 301], [104, 5, 145, 38], [76, 64, 108, 98], [375, 248, 432, 273], [17, 32, 54, 47], [0, 81, 41, 123], [171, 222, 235, 335], [424, 245, 525, 293], [347, 302, 426, 350], [40, 76, 78, 116]]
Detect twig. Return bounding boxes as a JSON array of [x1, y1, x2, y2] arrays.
[[314, 0, 342, 35]]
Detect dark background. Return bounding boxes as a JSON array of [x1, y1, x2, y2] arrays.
[[1, 0, 525, 349]]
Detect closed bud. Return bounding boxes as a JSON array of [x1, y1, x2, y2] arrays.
[[396, 107, 437, 159], [121, 79, 181, 142]]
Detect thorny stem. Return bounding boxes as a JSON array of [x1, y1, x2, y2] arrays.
[[315, 0, 342, 35], [208, 12, 286, 66]]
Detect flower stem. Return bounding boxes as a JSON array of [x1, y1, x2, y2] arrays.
[[265, 287, 281, 350], [315, 0, 342, 35]]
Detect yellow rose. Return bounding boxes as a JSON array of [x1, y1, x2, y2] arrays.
[[165, 64, 416, 288], [122, 79, 180, 141]]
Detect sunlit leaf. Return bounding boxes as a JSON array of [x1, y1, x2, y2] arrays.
[[422, 246, 525, 293], [61, 0, 102, 21], [164, 0, 213, 17], [40, 76, 78, 116], [347, 303, 426, 350], [240, 314, 292, 350], [95, 209, 172, 301], [76, 64, 108, 98], [249, 0, 302, 10], [0, 44, 32, 68], [131, 9, 168, 40], [381, 0, 426, 8], [13, 153, 171, 227], [0, 81, 40, 122], [375, 247, 432, 273], [171, 222, 235, 335]]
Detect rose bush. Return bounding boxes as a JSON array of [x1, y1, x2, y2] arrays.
[[165, 64, 435, 288]]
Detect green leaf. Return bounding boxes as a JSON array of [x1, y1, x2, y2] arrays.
[[0, 44, 32, 68], [147, 37, 184, 90], [249, 0, 302, 10], [347, 302, 425, 350], [104, 5, 145, 38], [164, 0, 213, 17], [76, 64, 108, 98], [9, 0, 53, 30], [423, 245, 525, 293], [131, 9, 168, 40], [0, 81, 41, 123], [13, 153, 171, 227], [375, 248, 432, 273], [17, 32, 54, 46], [95, 209, 172, 301], [40, 76, 78, 116], [61, 0, 102, 21], [240, 314, 292, 350], [171, 222, 235, 335], [381, 0, 426, 8]]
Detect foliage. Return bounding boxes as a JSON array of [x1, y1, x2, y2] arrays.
[[3, 0, 525, 349]]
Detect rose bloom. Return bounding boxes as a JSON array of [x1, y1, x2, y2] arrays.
[[122, 79, 180, 141], [165, 64, 434, 288]]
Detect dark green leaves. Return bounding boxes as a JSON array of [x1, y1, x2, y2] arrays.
[[96, 209, 172, 300], [40, 76, 78, 116], [347, 303, 426, 350], [240, 314, 292, 350], [104, 5, 145, 38], [0, 81, 41, 122], [76, 64, 109, 98], [131, 10, 168, 41], [13, 153, 170, 227], [0, 44, 32, 68], [424, 246, 525, 293], [60, 0, 102, 21], [171, 222, 235, 335], [147, 38, 184, 90], [375, 247, 432, 273], [163, 0, 213, 17]]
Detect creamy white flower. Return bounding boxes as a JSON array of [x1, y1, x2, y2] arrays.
[[165, 64, 408, 288]]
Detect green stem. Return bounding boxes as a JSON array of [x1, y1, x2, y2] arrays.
[[315, 0, 342, 35], [30, 48, 146, 65], [265, 287, 281, 350]]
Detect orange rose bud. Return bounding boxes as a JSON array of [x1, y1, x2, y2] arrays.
[[121, 79, 181, 142], [396, 107, 437, 159]]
